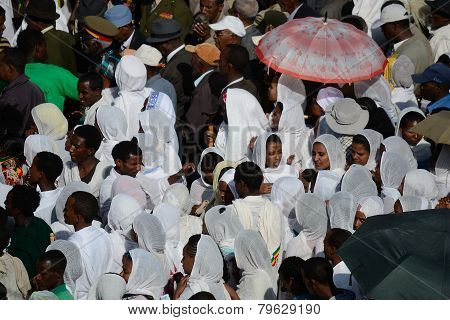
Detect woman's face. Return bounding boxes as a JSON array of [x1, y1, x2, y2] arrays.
[[401, 120, 423, 146], [266, 141, 282, 168], [219, 181, 235, 205], [182, 245, 195, 275], [312, 142, 330, 170], [120, 256, 133, 283], [353, 211, 366, 230], [351, 142, 370, 166], [267, 76, 278, 103]]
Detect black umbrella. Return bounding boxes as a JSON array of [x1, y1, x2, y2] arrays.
[[338, 209, 450, 299]]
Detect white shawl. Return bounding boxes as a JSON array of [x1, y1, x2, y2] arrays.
[[327, 191, 357, 233], [403, 169, 439, 207], [313, 134, 346, 177], [341, 164, 378, 203], [398, 195, 430, 212], [382, 136, 418, 171], [24, 134, 60, 167], [359, 129, 383, 171], [380, 151, 411, 202], [313, 170, 341, 201]]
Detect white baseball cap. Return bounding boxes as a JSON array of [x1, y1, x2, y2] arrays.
[[372, 3, 410, 29], [135, 44, 163, 67], [209, 16, 246, 37]]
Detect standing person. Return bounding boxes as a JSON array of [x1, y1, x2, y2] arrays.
[[32, 250, 74, 300], [231, 0, 261, 60], [191, 0, 226, 44], [64, 191, 113, 299], [146, 19, 194, 121], [25, 0, 77, 75], [278, 0, 320, 20], [77, 72, 105, 126], [210, 16, 246, 50], [5, 185, 52, 278], [426, 0, 450, 62], [0, 48, 44, 136]]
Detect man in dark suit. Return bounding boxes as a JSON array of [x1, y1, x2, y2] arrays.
[[278, 0, 320, 20], [147, 19, 194, 123]]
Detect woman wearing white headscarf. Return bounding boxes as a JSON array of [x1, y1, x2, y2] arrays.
[[121, 249, 169, 300], [88, 273, 126, 300], [252, 132, 297, 183], [107, 194, 142, 273], [162, 183, 201, 247], [46, 240, 83, 295], [352, 129, 383, 171], [211, 161, 235, 205], [403, 169, 439, 208], [328, 191, 357, 233], [50, 182, 92, 240], [313, 170, 341, 201], [286, 194, 328, 260], [310, 134, 346, 178], [395, 195, 430, 213], [110, 175, 147, 209], [341, 164, 378, 203], [218, 168, 239, 205], [395, 107, 431, 169], [382, 136, 418, 170], [216, 88, 270, 162], [270, 177, 303, 251], [389, 55, 419, 110], [234, 230, 277, 300], [434, 145, 450, 198], [354, 75, 400, 125], [379, 151, 411, 214], [31, 103, 69, 162], [153, 203, 184, 275], [132, 212, 170, 278], [178, 235, 231, 300], [24, 134, 59, 167], [112, 55, 150, 138], [95, 105, 128, 165], [354, 196, 384, 230]]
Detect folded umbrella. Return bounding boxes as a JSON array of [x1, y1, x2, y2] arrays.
[[411, 111, 450, 145]]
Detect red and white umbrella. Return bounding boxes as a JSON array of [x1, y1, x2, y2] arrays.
[[255, 17, 387, 83]]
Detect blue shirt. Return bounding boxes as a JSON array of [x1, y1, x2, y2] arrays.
[[427, 94, 450, 113]]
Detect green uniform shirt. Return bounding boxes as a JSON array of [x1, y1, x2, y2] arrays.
[[25, 63, 79, 111], [51, 284, 74, 300]]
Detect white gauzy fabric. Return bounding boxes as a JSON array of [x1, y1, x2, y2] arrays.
[[204, 205, 244, 260], [219, 168, 239, 199], [327, 191, 356, 233], [108, 193, 143, 237], [313, 134, 346, 177], [132, 212, 170, 278], [88, 273, 126, 300], [357, 196, 384, 218], [352, 0, 383, 34], [286, 194, 327, 259], [359, 129, 383, 171], [153, 203, 184, 274], [138, 108, 181, 175], [95, 105, 128, 165], [313, 170, 341, 201], [126, 249, 169, 299], [223, 88, 270, 162], [50, 182, 91, 240], [46, 240, 83, 295], [24, 134, 60, 166], [382, 136, 418, 170], [435, 145, 450, 198], [113, 55, 150, 138], [181, 235, 230, 300], [380, 151, 411, 202], [316, 87, 344, 111], [111, 175, 147, 209], [398, 195, 430, 212], [234, 230, 277, 300], [341, 164, 378, 203], [144, 88, 176, 125], [31, 103, 68, 141], [403, 169, 439, 207], [252, 132, 297, 183]]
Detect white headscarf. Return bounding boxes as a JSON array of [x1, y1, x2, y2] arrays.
[[224, 88, 270, 162], [275, 74, 306, 133], [47, 240, 83, 295], [380, 151, 411, 201], [153, 203, 184, 274], [359, 129, 383, 171], [398, 195, 430, 212], [357, 196, 384, 218], [114, 55, 150, 138], [341, 164, 378, 203], [88, 273, 126, 300], [435, 145, 450, 198], [327, 191, 356, 233], [204, 205, 244, 260], [296, 193, 327, 244], [182, 235, 230, 300], [316, 87, 344, 111], [138, 108, 181, 175], [219, 169, 239, 199], [234, 230, 277, 300], [313, 134, 346, 177], [196, 147, 224, 187], [24, 134, 60, 166], [108, 194, 143, 237], [95, 105, 128, 165], [31, 103, 68, 141], [313, 170, 341, 201], [382, 136, 418, 170], [125, 249, 168, 299], [403, 169, 439, 207], [352, 0, 383, 33], [111, 176, 147, 209]]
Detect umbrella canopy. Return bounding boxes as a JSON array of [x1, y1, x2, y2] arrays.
[[411, 111, 450, 145], [255, 17, 387, 83], [338, 209, 450, 299]]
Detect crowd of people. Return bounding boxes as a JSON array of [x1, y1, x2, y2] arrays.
[[0, 0, 449, 301]]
